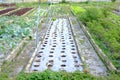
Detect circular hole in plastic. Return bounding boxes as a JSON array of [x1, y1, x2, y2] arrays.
[[72, 45, 75, 47], [61, 55, 66, 57], [44, 42, 47, 44], [71, 42, 74, 44], [61, 51, 65, 53], [53, 45, 56, 47], [45, 38, 48, 39], [37, 55, 42, 57], [62, 45, 65, 47], [33, 69, 38, 71], [35, 59, 41, 62], [53, 42, 56, 44], [49, 60, 54, 63], [71, 52, 76, 54], [34, 64, 40, 67], [61, 64, 66, 67], [51, 48, 55, 50], [74, 60, 78, 63], [75, 65, 79, 67], [62, 60, 66, 62], [71, 48, 75, 50], [43, 45, 46, 47], [73, 56, 77, 58], [49, 55, 53, 57], [62, 48, 66, 50], [39, 51, 43, 53], [50, 51, 54, 53], [41, 48, 44, 50], [62, 43, 65, 44], [48, 64, 53, 67]]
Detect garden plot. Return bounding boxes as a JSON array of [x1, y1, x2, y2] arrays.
[[0, 3, 16, 7], [0, 7, 48, 71], [8, 8, 33, 16], [30, 18, 83, 72], [71, 5, 120, 70], [69, 17, 107, 76], [0, 8, 16, 15]]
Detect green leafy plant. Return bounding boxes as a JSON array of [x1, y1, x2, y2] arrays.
[[111, 0, 116, 2], [17, 70, 99, 80], [71, 5, 120, 69]]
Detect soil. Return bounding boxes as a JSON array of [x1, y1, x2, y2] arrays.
[[8, 8, 33, 16], [9, 40, 34, 77], [0, 3, 16, 7], [0, 8, 16, 15]]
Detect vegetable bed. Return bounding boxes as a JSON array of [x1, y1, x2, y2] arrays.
[[0, 16, 35, 55], [0, 8, 16, 15], [0, 7, 48, 59], [0, 3, 16, 7], [8, 8, 33, 16], [71, 5, 120, 69]]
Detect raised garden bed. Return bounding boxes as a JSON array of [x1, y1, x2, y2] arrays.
[[8, 8, 33, 16], [0, 8, 16, 15], [0, 3, 16, 7]]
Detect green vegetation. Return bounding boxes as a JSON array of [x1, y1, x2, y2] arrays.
[[0, 7, 47, 55], [0, 70, 120, 80], [0, 16, 35, 54], [61, 0, 67, 3], [71, 3, 120, 69], [16, 2, 48, 8], [0, 73, 8, 80], [0, 2, 120, 80], [16, 70, 120, 80], [111, 0, 116, 2]]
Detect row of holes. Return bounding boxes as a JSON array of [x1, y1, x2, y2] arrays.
[[32, 20, 80, 71], [33, 64, 80, 71], [44, 37, 73, 41], [35, 54, 77, 58], [34, 54, 79, 67], [39, 49, 76, 54]]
